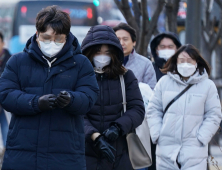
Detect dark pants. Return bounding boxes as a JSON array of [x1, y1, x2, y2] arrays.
[[149, 142, 156, 170]]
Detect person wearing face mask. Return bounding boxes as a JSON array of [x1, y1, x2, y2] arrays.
[[150, 32, 182, 82], [0, 6, 99, 170], [81, 25, 145, 170], [147, 44, 222, 170], [113, 23, 157, 90], [145, 32, 182, 170]]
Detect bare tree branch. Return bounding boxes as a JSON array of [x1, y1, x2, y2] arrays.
[[139, 0, 166, 56], [215, 0, 222, 9], [132, 0, 141, 28], [202, 0, 222, 51], [136, 0, 149, 54], [114, 0, 124, 14], [146, 0, 165, 42], [114, 0, 165, 57], [154, 28, 160, 35], [209, 12, 222, 50], [121, 0, 138, 29], [114, 0, 139, 32], [203, 0, 212, 39], [165, 0, 180, 33]]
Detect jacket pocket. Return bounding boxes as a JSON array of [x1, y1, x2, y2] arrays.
[[8, 116, 20, 142], [8, 129, 38, 151], [71, 116, 79, 148], [9, 114, 16, 130], [196, 127, 204, 146], [187, 94, 206, 115]]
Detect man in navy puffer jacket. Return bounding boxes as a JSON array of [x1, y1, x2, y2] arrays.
[[0, 6, 99, 170]]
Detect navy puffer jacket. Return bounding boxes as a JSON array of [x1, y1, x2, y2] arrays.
[[0, 32, 99, 170], [81, 25, 145, 170]]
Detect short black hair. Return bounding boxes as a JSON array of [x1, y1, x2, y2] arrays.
[[113, 23, 136, 42], [155, 34, 181, 49], [0, 32, 3, 42], [36, 5, 71, 36]]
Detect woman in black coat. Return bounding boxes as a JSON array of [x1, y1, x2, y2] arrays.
[[81, 25, 145, 170]]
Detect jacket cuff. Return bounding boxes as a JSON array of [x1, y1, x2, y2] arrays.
[[32, 96, 41, 113], [197, 135, 208, 146], [152, 137, 159, 144], [86, 129, 100, 142], [110, 122, 122, 135], [66, 92, 74, 108], [150, 132, 160, 144]]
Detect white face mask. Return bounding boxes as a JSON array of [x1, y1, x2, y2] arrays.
[[39, 40, 65, 58], [177, 63, 197, 77], [93, 55, 111, 73], [158, 49, 175, 61]]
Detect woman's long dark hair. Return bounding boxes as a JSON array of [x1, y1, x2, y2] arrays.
[[83, 44, 126, 79], [161, 44, 211, 76]]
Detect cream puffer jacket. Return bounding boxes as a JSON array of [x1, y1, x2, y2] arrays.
[[147, 70, 222, 169]]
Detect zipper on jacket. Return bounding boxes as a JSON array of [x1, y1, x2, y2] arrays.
[[181, 88, 188, 144], [100, 74, 104, 132], [42, 56, 57, 74]]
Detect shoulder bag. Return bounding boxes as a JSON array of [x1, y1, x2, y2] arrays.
[[119, 75, 152, 169]]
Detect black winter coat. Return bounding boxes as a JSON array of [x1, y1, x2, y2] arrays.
[[0, 33, 99, 170], [81, 25, 145, 170], [84, 70, 145, 170]]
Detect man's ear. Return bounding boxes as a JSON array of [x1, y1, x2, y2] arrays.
[[133, 41, 136, 47]]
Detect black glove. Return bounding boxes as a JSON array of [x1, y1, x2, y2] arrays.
[[94, 135, 116, 163], [103, 125, 120, 142], [38, 94, 57, 111], [56, 91, 71, 108]]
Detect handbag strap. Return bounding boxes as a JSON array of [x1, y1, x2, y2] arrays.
[[119, 75, 127, 115], [164, 84, 193, 114]]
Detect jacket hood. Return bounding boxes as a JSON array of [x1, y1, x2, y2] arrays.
[[167, 69, 208, 86], [81, 25, 124, 63], [3, 48, 11, 56], [150, 32, 182, 69], [24, 32, 82, 65]]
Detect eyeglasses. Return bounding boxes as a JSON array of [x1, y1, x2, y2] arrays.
[[177, 58, 196, 64], [37, 34, 66, 46], [40, 39, 66, 46]]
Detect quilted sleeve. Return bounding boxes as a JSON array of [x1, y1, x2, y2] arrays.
[[197, 81, 222, 146]]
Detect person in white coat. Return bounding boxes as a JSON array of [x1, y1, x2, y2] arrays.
[[147, 44, 222, 170]]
